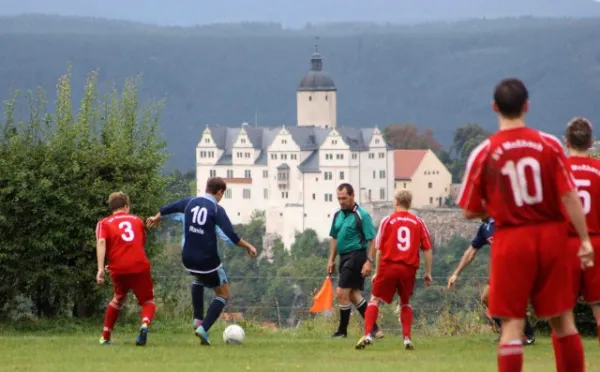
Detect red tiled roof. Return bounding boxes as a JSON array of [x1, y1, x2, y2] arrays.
[[394, 149, 428, 179]]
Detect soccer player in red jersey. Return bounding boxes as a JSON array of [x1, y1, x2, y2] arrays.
[[458, 78, 594, 372], [96, 192, 156, 346], [565, 118, 600, 343], [355, 190, 433, 351]]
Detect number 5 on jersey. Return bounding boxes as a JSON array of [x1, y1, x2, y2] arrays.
[[575, 178, 591, 215]]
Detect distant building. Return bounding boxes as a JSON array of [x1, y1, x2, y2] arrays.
[[196, 46, 394, 249], [393, 149, 452, 208]]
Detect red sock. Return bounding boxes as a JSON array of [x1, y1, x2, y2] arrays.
[[497, 342, 523, 372], [556, 333, 585, 372], [552, 332, 566, 372], [141, 301, 156, 326], [400, 305, 413, 339], [364, 302, 379, 336], [102, 303, 120, 340]]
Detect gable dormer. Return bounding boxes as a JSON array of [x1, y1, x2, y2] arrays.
[[268, 126, 300, 153], [368, 127, 386, 148], [320, 128, 350, 150], [198, 126, 217, 148], [232, 127, 253, 149]]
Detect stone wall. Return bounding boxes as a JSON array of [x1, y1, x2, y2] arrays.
[[362, 202, 479, 247]]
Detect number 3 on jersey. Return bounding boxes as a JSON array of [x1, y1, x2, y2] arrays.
[[501, 157, 543, 207], [119, 221, 135, 242], [397, 226, 411, 252], [575, 179, 591, 215]]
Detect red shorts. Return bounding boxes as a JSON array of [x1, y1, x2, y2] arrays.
[[488, 222, 572, 319], [371, 262, 417, 305], [567, 236, 600, 305], [111, 271, 154, 306]]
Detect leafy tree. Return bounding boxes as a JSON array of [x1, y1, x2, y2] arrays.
[[443, 123, 491, 182], [383, 124, 442, 153], [0, 69, 167, 318]]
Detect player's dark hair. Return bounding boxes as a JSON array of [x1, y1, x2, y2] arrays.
[[206, 177, 227, 195], [493, 78, 529, 119], [108, 192, 130, 211], [566, 117, 593, 151], [337, 183, 354, 195]]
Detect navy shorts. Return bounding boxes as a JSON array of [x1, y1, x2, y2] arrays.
[[190, 267, 228, 288]]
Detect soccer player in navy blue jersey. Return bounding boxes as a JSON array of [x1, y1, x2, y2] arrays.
[[447, 217, 535, 345], [147, 177, 257, 345]]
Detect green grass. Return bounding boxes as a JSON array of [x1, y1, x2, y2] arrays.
[[1, 324, 599, 372]]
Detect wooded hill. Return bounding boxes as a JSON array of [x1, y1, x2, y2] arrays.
[[1, 15, 599, 169]]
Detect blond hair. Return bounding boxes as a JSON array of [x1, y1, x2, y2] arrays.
[[395, 190, 412, 209], [108, 191, 130, 211]]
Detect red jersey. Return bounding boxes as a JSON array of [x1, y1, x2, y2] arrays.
[[375, 211, 432, 268], [95, 212, 150, 274], [567, 156, 600, 236], [458, 127, 576, 228]]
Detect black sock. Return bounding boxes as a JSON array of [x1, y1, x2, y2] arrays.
[[202, 296, 227, 332], [191, 279, 204, 323], [338, 304, 352, 334], [524, 318, 535, 339], [492, 317, 502, 328]]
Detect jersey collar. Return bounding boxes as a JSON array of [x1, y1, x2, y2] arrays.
[[200, 193, 218, 205]]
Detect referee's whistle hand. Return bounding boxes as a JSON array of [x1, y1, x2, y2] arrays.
[[361, 261, 373, 277]]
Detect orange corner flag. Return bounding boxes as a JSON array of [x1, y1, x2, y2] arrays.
[[310, 276, 334, 313]]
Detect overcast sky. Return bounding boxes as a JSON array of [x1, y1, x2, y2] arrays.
[[1, 0, 600, 27]]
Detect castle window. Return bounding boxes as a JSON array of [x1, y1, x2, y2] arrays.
[[379, 170, 386, 179], [204, 138, 210, 143], [243, 189, 251, 199], [241, 138, 246, 144], [227, 169, 234, 178], [312, 193, 316, 200], [209, 170, 216, 177], [324, 172, 332, 180], [375, 139, 380, 144], [245, 170, 251, 178], [309, 96, 312, 102], [339, 171, 345, 180], [352, 153, 357, 160], [325, 95, 328, 101], [225, 189, 232, 199], [325, 194, 333, 202], [368, 153, 375, 159], [264, 189, 268, 199], [380, 188, 385, 200], [245, 152, 251, 158], [428, 182, 433, 189], [332, 140, 337, 145], [282, 139, 287, 144], [263, 170, 268, 178], [379, 153, 385, 159]]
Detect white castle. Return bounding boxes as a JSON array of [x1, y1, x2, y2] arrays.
[[196, 47, 394, 248]]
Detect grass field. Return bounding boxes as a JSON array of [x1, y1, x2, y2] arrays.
[[2, 322, 600, 372]]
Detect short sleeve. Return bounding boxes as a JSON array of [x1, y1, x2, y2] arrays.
[[359, 209, 376, 241], [457, 140, 489, 215], [329, 213, 339, 239], [375, 215, 391, 250], [96, 220, 107, 240], [470, 225, 487, 250], [554, 149, 577, 197], [418, 217, 433, 251]]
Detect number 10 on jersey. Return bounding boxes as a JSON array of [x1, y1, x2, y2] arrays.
[[501, 157, 543, 207]]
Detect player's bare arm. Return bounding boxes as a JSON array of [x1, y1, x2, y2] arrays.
[[562, 190, 595, 268], [423, 248, 433, 286], [327, 239, 337, 275], [146, 212, 161, 228], [463, 210, 487, 220], [371, 249, 381, 283], [447, 246, 478, 290], [96, 237, 106, 284], [236, 238, 257, 257], [361, 239, 376, 277]]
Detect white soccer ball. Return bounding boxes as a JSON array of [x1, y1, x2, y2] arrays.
[[223, 324, 245, 344]]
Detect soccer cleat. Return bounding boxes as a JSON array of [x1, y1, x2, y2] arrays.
[[404, 339, 414, 350], [330, 330, 347, 338], [522, 336, 535, 346], [99, 337, 112, 345], [355, 335, 373, 350], [195, 325, 211, 346], [136, 324, 148, 346]]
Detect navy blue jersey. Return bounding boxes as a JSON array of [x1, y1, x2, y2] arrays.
[[159, 194, 240, 273], [471, 218, 495, 250]]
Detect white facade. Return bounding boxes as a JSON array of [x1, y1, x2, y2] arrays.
[[195, 48, 394, 249]]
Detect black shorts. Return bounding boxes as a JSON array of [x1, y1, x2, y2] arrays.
[[338, 250, 367, 290], [189, 267, 228, 289]]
